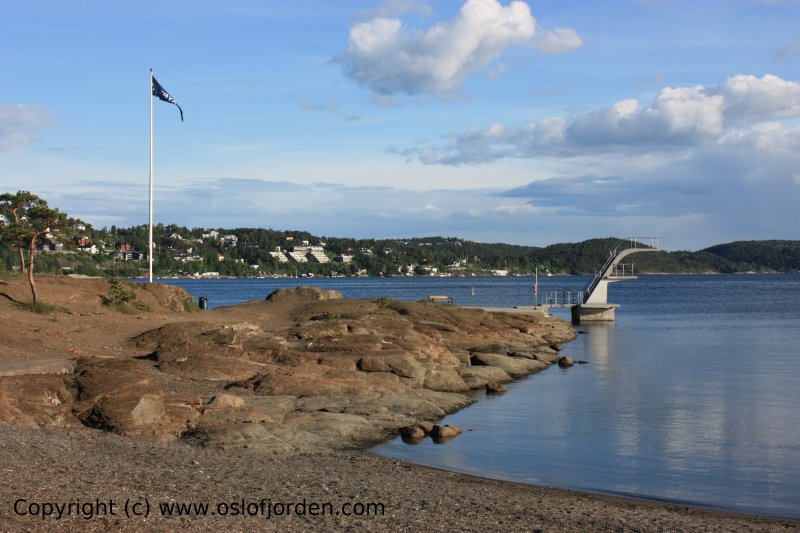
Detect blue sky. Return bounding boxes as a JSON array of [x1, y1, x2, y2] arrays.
[[1, 0, 799, 250]]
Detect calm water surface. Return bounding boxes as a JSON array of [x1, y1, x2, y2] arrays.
[[151, 274, 800, 518]]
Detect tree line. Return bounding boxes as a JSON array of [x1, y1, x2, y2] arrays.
[[2, 191, 799, 294]]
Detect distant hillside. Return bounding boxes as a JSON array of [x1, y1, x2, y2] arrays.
[[699, 241, 800, 272], [2, 217, 798, 277]]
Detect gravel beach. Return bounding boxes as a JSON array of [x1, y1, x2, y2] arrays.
[[1, 425, 797, 532]]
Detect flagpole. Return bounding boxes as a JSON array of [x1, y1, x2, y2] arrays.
[[148, 67, 154, 283]]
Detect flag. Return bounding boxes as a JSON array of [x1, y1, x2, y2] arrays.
[[152, 76, 184, 121]]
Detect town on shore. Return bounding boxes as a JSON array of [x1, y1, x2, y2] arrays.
[[2, 218, 798, 279], [1, 192, 798, 279]]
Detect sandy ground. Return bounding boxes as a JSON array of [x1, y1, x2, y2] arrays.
[[1, 425, 797, 532]]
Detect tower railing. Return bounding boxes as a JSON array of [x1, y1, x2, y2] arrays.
[[581, 237, 661, 304]]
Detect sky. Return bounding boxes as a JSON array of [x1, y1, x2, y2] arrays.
[[1, 0, 799, 251]]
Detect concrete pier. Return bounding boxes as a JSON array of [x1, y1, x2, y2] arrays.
[[544, 237, 661, 324], [570, 303, 619, 324]]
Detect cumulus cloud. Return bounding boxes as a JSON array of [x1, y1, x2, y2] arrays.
[[532, 27, 583, 54], [336, 0, 579, 96], [0, 104, 55, 152], [411, 74, 800, 164]]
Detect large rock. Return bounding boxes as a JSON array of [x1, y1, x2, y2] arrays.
[[236, 363, 406, 397], [133, 322, 266, 381], [209, 394, 245, 409], [422, 368, 470, 393], [558, 356, 575, 368], [0, 375, 77, 429], [136, 322, 250, 359], [486, 383, 508, 394], [185, 411, 386, 453], [358, 353, 427, 387], [470, 353, 543, 378], [265, 286, 342, 304], [156, 355, 262, 382], [74, 358, 200, 441], [456, 366, 513, 389], [399, 425, 426, 442], [430, 424, 463, 438], [83, 385, 200, 441]]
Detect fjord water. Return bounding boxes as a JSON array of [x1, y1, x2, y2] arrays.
[[159, 274, 800, 518]]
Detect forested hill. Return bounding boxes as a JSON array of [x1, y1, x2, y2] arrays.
[[2, 216, 798, 277], [699, 241, 800, 272]]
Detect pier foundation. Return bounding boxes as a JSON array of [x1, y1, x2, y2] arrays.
[[570, 304, 619, 325]]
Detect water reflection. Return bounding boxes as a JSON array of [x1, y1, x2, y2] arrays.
[[582, 322, 613, 370], [372, 275, 800, 519]]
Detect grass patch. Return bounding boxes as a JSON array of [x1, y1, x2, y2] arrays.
[[375, 296, 409, 315], [183, 298, 201, 312], [310, 312, 341, 321], [11, 300, 66, 314]]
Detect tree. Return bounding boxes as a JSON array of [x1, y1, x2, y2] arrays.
[[0, 191, 40, 272], [0, 191, 70, 306]]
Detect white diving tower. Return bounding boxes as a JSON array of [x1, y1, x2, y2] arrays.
[[544, 237, 662, 324]]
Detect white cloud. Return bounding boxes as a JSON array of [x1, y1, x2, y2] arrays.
[[0, 104, 55, 152], [412, 74, 800, 163], [336, 0, 579, 96], [533, 27, 583, 54], [716, 74, 800, 124]]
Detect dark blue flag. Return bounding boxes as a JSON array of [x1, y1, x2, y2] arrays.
[[152, 76, 183, 122]]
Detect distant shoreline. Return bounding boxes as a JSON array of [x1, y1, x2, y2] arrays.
[[128, 270, 798, 281]]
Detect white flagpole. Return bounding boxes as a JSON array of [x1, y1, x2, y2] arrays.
[[148, 67, 154, 283]]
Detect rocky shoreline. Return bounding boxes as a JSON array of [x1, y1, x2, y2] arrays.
[[1, 276, 798, 530], [2, 279, 575, 453]]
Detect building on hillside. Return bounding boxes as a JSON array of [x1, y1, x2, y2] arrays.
[[269, 250, 289, 263], [286, 250, 309, 263], [291, 245, 330, 263], [38, 241, 64, 252]]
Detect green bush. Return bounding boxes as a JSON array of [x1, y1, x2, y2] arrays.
[[103, 278, 151, 313]]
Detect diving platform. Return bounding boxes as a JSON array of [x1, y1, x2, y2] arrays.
[[544, 237, 661, 324]]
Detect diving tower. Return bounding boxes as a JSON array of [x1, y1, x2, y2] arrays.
[[544, 237, 661, 324]]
